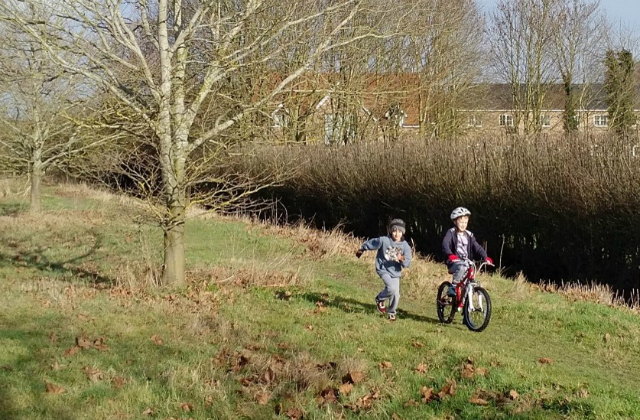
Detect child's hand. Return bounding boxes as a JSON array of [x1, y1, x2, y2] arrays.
[[355, 250, 364, 258], [397, 254, 405, 263]]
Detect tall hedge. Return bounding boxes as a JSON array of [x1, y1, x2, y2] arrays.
[[233, 134, 640, 296]]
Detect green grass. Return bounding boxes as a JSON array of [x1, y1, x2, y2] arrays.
[[1, 180, 639, 419]]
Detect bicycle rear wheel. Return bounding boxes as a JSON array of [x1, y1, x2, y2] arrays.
[[463, 286, 491, 332], [436, 281, 456, 324]]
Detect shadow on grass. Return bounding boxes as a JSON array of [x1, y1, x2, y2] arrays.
[[0, 203, 28, 217], [300, 292, 441, 324], [0, 233, 114, 287], [0, 328, 77, 420]]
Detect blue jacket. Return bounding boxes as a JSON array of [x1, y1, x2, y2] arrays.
[[360, 235, 412, 278], [442, 228, 487, 267]]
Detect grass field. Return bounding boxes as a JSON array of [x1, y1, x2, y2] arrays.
[[1, 179, 639, 419]]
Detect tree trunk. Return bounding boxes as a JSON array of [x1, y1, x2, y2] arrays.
[[30, 159, 43, 214], [162, 207, 185, 286]]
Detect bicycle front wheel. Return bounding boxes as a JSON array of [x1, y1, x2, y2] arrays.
[[436, 281, 456, 324], [463, 286, 491, 332]]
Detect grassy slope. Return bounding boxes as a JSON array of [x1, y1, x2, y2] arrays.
[[0, 181, 639, 420]]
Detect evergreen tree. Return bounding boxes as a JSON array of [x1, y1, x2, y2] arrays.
[[604, 49, 636, 136]]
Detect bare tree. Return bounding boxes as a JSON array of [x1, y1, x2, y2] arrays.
[[0, 0, 391, 285], [489, 0, 560, 134], [0, 14, 105, 213], [401, 0, 485, 138], [551, 0, 605, 133]]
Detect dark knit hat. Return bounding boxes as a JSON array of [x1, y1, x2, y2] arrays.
[[389, 218, 406, 234]]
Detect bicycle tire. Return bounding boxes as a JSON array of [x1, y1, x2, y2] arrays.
[[463, 286, 491, 332], [436, 281, 456, 324]]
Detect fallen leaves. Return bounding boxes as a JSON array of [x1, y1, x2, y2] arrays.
[[539, 357, 554, 364], [44, 381, 64, 394], [460, 357, 488, 379], [468, 388, 520, 406], [342, 370, 366, 384], [344, 389, 381, 411], [62, 336, 110, 357], [379, 361, 392, 369], [256, 391, 271, 405], [83, 366, 104, 382], [414, 363, 428, 374], [150, 334, 164, 345], [112, 376, 127, 389], [339, 382, 353, 396], [420, 378, 457, 403], [316, 387, 339, 405]]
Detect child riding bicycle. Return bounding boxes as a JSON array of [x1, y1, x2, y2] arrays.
[[442, 207, 493, 296]]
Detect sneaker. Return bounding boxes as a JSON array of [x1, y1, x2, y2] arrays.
[[376, 299, 387, 314], [447, 285, 456, 297], [388, 314, 396, 322]]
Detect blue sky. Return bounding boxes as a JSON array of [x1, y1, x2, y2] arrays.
[[478, 0, 640, 32]]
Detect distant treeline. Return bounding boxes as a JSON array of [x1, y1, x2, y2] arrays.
[[236, 134, 640, 296]]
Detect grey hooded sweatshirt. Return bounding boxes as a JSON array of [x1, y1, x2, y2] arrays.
[[360, 235, 412, 278]]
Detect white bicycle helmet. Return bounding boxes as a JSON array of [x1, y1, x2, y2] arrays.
[[450, 207, 471, 220]]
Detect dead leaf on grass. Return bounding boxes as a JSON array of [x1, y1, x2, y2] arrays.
[[415, 363, 428, 374], [256, 391, 271, 405], [404, 399, 420, 407], [343, 370, 366, 384], [509, 389, 520, 400], [420, 386, 434, 403], [263, 367, 276, 384], [316, 387, 338, 405], [44, 381, 64, 394], [76, 336, 92, 349], [538, 357, 554, 364], [179, 402, 193, 412], [462, 363, 475, 379], [411, 341, 424, 348], [348, 389, 381, 410], [475, 367, 488, 377], [83, 366, 103, 382], [436, 378, 456, 400], [112, 376, 126, 389], [339, 383, 353, 396], [379, 361, 392, 369], [150, 334, 164, 345], [576, 388, 589, 398], [92, 337, 110, 351], [470, 395, 489, 405], [285, 407, 304, 420], [142, 407, 154, 416], [63, 346, 80, 357]]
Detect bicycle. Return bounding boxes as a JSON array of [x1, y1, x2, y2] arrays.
[[436, 259, 493, 332]]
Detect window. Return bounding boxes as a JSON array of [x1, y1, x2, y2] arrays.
[[271, 105, 289, 128], [467, 115, 483, 128], [594, 115, 608, 127], [384, 104, 406, 127], [499, 114, 514, 127], [539, 115, 551, 127]]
